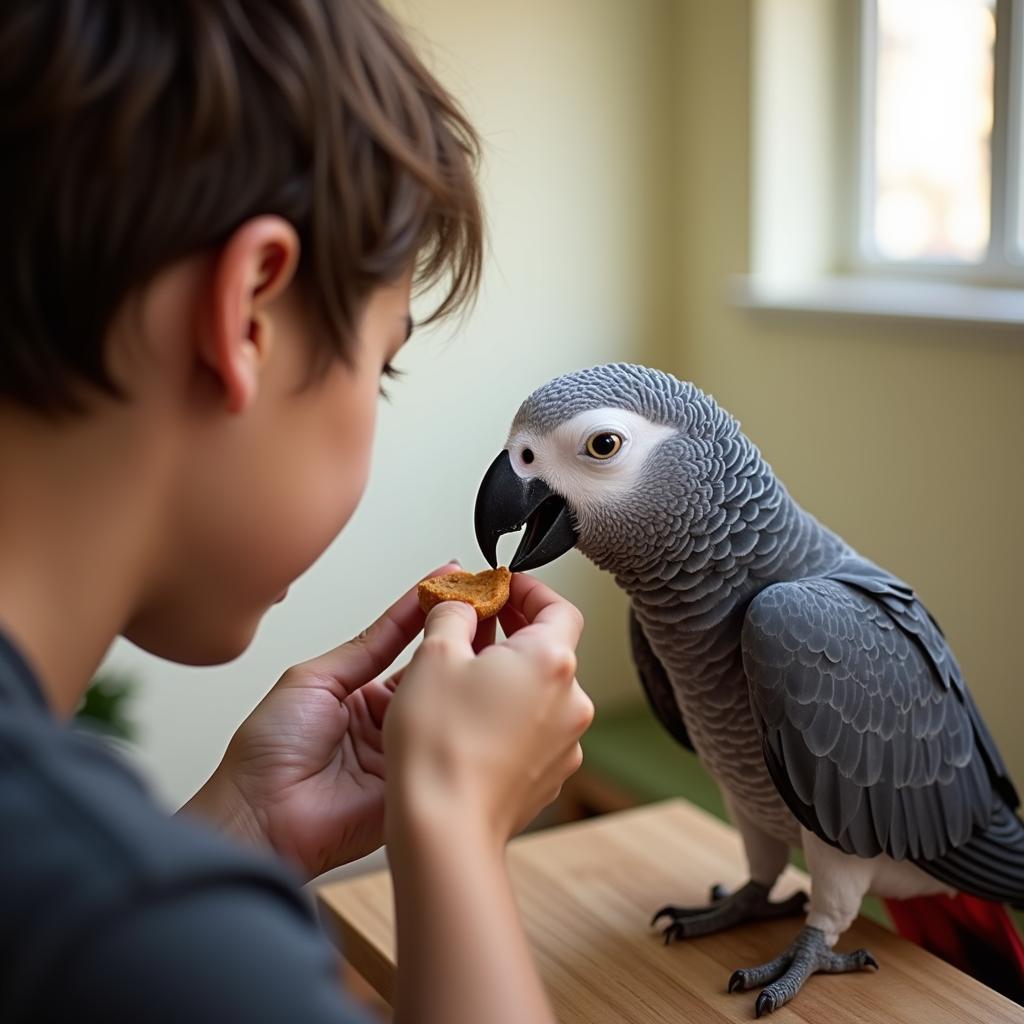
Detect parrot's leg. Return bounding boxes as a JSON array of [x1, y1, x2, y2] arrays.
[[727, 926, 877, 1017], [653, 880, 807, 940], [727, 830, 879, 1015], [654, 795, 805, 940]]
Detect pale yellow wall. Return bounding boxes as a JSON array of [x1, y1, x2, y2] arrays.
[[669, 1, 1024, 783], [107, 0, 675, 807]]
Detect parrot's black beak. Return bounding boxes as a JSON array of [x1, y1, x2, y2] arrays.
[[474, 450, 579, 572]]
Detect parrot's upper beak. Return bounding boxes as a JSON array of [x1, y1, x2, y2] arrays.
[[474, 450, 579, 572]]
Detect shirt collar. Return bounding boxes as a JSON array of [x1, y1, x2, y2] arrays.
[[0, 629, 49, 712]]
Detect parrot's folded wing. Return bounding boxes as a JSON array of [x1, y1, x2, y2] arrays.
[[740, 565, 1024, 908], [629, 606, 693, 753]]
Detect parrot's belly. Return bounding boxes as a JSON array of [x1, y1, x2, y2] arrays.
[[637, 598, 817, 847], [671, 678, 800, 846], [639, 610, 803, 845], [866, 857, 955, 900], [692, 734, 800, 846], [803, 828, 955, 900], [802, 829, 954, 943]]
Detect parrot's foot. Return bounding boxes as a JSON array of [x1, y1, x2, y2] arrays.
[[652, 881, 808, 942], [727, 925, 878, 1017]]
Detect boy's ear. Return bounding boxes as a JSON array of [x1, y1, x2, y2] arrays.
[[202, 215, 301, 414]]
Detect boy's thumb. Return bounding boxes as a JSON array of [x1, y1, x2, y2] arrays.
[[421, 601, 477, 654]]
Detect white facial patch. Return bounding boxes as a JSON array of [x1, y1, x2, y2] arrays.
[[505, 408, 676, 518]]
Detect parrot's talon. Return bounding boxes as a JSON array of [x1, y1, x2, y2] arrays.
[[651, 905, 678, 927], [653, 880, 805, 942], [730, 926, 878, 1016], [725, 951, 789, 992], [652, 902, 723, 924], [709, 883, 729, 902]]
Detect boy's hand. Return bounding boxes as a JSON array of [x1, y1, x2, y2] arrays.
[[182, 564, 461, 880], [385, 573, 593, 852]]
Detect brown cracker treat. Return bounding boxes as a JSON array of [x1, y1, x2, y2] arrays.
[[417, 566, 512, 620]]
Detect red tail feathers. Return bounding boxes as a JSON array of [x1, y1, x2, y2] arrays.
[[885, 894, 1024, 1004]]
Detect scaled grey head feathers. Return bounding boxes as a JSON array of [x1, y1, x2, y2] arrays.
[[498, 363, 763, 579]]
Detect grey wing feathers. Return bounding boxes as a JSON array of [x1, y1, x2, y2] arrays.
[[629, 606, 694, 752], [920, 802, 1024, 904], [741, 559, 1024, 906], [828, 561, 1017, 808]]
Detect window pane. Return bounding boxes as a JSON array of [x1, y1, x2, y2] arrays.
[[871, 0, 995, 262]]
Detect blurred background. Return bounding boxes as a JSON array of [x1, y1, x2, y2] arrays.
[[100, 0, 1024, 859]]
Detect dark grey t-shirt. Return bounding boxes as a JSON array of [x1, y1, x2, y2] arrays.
[[0, 631, 370, 1023]]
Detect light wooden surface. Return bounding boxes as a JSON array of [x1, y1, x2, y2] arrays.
[[317, 799, 1024, 1023]]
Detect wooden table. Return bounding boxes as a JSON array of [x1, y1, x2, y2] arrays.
[[317, 799, 1024, 1022]]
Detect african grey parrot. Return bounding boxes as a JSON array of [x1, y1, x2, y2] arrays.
[[473, 363, 1024, 1016]]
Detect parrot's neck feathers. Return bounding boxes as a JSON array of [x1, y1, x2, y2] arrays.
[[590, 433, 843, 630]]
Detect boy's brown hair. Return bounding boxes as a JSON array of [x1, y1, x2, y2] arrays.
[[0, 0, 483, 412]]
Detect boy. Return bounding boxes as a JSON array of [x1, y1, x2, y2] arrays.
[[0, 2, 593, 1022]]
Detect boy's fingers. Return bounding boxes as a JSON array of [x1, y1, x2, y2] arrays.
[[296, 562, 460, 692], [420, 601, 478, 657], [356, 677, 395, 730], [506, 573, 584, 648], [498, 602, 528, 639], [472, 614, 497, 654]]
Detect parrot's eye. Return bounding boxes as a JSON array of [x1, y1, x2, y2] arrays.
[[585, 432, 623, 460]]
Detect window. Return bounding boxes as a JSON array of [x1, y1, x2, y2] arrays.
[[859, 0, 1023, 282], [740, 0, 1024, 324]]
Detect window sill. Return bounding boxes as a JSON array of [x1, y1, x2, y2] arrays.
[[731, 275, 1024, 328]]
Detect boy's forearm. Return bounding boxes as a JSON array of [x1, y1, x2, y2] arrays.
[[388, 809, 556, 1024]]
